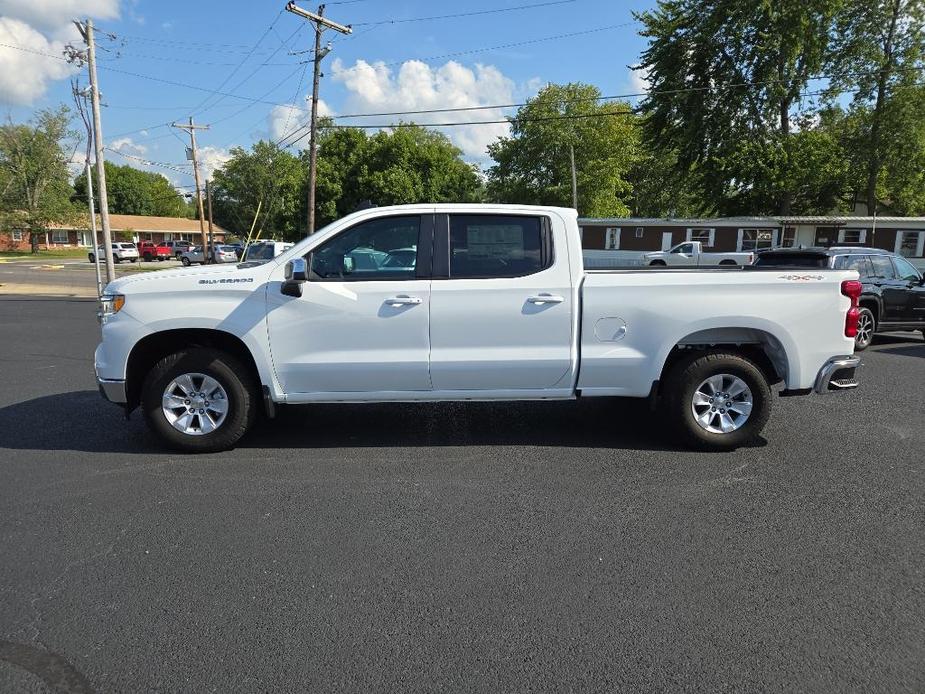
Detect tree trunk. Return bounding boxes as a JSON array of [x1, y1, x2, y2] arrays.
[[866, 0, 901, 215], [779, 95, 792, 216]]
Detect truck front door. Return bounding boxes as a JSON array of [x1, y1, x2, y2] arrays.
[[266, 214, 433, 395], [428, 213, 575, 392]]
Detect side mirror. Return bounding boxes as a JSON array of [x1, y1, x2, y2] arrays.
[[282, 257, 308, 297]]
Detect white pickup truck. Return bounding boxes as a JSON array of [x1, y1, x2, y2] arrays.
[[94, 204, 861, 453], [645, 241, 754, 267]]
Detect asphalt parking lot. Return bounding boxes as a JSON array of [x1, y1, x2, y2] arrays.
[[0, 296, 923, 692]]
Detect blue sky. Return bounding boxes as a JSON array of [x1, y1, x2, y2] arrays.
[[0, 0, 654, 187]]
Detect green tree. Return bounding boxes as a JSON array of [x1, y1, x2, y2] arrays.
[[0, 106, 79, 251], [828, 0, 925, 213], [211, 140, 305, 241], [74, 161, 190, 217], [636, 0, 842, 215], [486, 83, 637, 216], [311, 124, 484, 227]]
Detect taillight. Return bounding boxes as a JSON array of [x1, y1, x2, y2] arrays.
[[841, 280, 862, 338]]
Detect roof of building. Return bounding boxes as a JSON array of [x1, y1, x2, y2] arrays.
[[579, 215, 925, 226], [51, 214, 228, 234]]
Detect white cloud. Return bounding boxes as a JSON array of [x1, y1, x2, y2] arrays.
[[268, 97, 331, 144], [331, 59, 524, 160], [197, 146, 232, 181], [628, 66, 650, 98], [109, 136, 146, 156], [0, 0, 120, 33], [0, 0, 122, 104], [0, 17, 75, 104]]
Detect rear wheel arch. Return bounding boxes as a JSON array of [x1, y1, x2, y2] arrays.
[[859, 296, 880, 324], [125, 328, 264, 412]]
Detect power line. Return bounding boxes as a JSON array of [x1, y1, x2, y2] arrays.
[[352, 0, 577, 25], [105, 147, 194, 175]]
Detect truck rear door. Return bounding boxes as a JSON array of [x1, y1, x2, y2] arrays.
[[428, 212, 575, 392]]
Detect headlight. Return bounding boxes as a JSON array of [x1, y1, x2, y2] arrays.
[[98, 294, 125, 323]]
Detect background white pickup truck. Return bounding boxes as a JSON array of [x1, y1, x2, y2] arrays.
[[94, 204, 861, 453], [644, 241, 754, 267]]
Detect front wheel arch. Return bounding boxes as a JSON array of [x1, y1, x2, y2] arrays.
[[125, 328, 264, 414]]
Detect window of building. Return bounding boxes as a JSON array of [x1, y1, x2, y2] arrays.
[[895, 230, 925, 258], [50, 230, 68, 244], [739, 228, 775, 252], [838, 228, 867, 244], [309, 215, 421, 281], [781, 227, 796, 248], [604, 228, 621, 250], [635, 227, 644, 238], [449, 215, 550, 279], [686, 228, 715, 247], [815, 226, 837, 246], [11, 230, 23, 242]]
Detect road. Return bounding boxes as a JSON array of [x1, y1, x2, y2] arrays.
[[0, 257, 185, 297], [0, 297, 923, 692]]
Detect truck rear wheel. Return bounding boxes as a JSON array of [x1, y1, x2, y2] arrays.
[[141, 348, 258, 453], [662, 351, 771, 451]]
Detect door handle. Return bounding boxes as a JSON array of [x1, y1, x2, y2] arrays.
[[527, 294, 565, 305], [384, 295, 422, 306]]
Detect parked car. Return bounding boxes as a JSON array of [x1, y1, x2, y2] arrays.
[[95, 204, 861, 454], [752, 246, 925, 350], [88, 242, 138, 264], [242, 240, 294, 262], [226, 243, 245, 260], [644, 241, 754, 267], [180, 245, 238, 266], [163, 240, 192, 259], [137, 240, 171, 262]]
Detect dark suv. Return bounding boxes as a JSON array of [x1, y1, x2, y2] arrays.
[[753, 246, 925, 350]]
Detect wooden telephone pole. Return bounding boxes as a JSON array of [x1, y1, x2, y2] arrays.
[[172, 119, 210, 259], [285, 2, 352, 235]]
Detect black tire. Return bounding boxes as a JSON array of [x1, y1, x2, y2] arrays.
[[662, 351, 772, 451], [143, 253, 152, 262], [88, 253, 95, 263], [649, 260, 667, 267], [130, 258, 137, 263], [181, 256, 191, 266], [114, 256, 121, 263], [141, 348, 258, 453], [854, 307, 875, 351]]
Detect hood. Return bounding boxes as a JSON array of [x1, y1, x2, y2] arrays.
[[103, 262, 270, 295]]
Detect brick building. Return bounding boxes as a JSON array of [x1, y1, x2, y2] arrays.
[[0, 214, 228, 252]]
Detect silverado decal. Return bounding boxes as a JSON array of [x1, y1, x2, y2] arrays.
[[198, 278, 255, 285], [778, 274, 825, 281]]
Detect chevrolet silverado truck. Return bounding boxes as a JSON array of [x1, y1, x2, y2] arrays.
[[645, 241, 754, 267], [94, 204, 861, 453]]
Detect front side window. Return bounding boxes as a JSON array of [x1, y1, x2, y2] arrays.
[[310, 215, 420, 281], [449, 215, 550, 279], [672, 243, 694, 254], [892, 256, 921, 281], [869, 254, 896, 279]]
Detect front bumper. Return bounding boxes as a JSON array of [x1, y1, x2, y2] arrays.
[[98, 378, 127, 404], [814, 356, 861, 394]]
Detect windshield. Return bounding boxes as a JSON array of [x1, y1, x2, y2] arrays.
[[245, 243, 275, 261]]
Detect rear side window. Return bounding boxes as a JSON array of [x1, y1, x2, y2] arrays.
[[753, 252, 829, 268], [869, 255, 896, 279], [834, 255, 871, 277], [448, 215, 551, 279]]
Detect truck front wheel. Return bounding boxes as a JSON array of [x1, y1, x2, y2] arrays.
[[141, 348, 258, 453], [662, 351, 771, 451]]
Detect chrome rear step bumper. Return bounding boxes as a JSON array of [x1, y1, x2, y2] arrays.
[[814, 356, 861, 394]]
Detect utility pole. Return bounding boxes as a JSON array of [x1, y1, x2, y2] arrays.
[[73, 19, 115, 284], [206, 180, 215, 253], [285, 1, 352, 235], [172, 118, 210, 259]]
